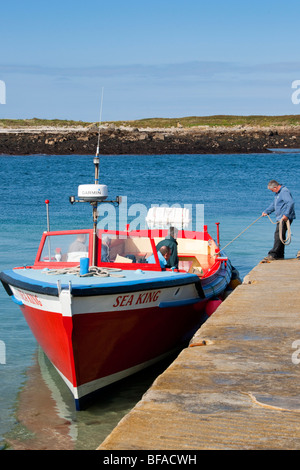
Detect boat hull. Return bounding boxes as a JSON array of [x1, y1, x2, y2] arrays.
[[3, 273, 210, 409], [1, 258, 232, 409]]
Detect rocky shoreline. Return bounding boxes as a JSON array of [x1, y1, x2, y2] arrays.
[[1, 124, 300, 155]]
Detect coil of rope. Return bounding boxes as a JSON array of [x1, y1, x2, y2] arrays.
[[219, 214, 291, 253], [266, 215, 292, 246], [44, 265, 125, 278]]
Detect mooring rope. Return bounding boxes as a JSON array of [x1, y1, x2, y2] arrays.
[[265, 215, 292, 245], [219, 214, 291, 252], [219, 215, 264, 252]]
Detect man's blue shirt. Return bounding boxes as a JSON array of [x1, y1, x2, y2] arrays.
[[265, 185, 296, 221], [147, 251, 167, 268]]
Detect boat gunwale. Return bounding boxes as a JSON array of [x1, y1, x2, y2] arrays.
[[0, 268, 205, 298]]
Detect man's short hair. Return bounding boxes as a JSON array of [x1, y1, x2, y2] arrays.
[[268, 180, 280, 189], [159, 245, 171, 256]]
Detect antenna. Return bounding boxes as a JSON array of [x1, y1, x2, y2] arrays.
[[96, 87, 104, 158], [94, 87, 104, 186], [69, 88, 120, 266]]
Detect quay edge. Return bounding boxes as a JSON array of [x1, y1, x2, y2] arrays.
[[97, 258, 300, 450]]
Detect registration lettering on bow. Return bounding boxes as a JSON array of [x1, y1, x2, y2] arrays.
[[113, 290, 161, 308]]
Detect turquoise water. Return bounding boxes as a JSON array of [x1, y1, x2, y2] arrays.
[[0, 152, 299, 449]]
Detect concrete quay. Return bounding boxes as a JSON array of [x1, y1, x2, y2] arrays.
[[98, 259, 300, 450]]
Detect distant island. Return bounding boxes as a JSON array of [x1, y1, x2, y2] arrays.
[[2, 115, 300, 129], [1, 115, 300, 155]]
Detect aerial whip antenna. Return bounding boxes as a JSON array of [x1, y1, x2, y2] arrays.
[[94, 87, 104, 185], [96, 88, 104, 156], [69, 87, 120, 266]]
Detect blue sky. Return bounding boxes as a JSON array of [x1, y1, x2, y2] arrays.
[[1, 0, 300, 121]]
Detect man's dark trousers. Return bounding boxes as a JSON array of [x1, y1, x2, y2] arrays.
[[268, 219, 291, 259]]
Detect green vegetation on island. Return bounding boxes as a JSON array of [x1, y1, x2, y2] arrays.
[[128, 115, 300, 128], [1, 115, 300, 129], [0, 118, 91, 128]]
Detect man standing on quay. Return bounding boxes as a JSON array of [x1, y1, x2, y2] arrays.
[[262, 180, 296, 260]]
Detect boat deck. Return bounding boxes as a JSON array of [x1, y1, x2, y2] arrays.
[[98, 258, 300, 450], [1, 266, 204, 298], [5, 266, 199, 286]]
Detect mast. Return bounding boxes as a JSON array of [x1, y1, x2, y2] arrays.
[[92, 88, 104, 266], [69, 88, 120, 268], [92, 157, 100, 266]]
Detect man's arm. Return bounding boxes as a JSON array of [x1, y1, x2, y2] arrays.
[[281, 188, 295, 220], [262, 201, 275, 216]]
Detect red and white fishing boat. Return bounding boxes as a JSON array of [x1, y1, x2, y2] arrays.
[[0, 156, 234, 410]]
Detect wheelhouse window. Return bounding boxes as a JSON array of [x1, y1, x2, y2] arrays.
[[98, 231, 159, 268], [37, 232, 90, 263]]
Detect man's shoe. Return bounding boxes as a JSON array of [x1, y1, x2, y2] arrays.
[[263, 254, 277, 261]]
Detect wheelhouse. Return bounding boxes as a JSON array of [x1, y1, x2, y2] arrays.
[[33, 226, 224, 278], [34, 229, 163, 271]]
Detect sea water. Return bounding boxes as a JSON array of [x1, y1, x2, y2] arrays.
[[0, 152, 299, 449]]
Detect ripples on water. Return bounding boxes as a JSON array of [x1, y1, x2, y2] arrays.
[[0, 153, 299, 449]]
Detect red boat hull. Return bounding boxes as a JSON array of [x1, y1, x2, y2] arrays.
[[0, 225, 233, 409], [18, 289, 207, 409]]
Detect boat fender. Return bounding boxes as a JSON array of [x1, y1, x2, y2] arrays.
[[229, 278, 242, 290], [205, 298, 222, 317], [231, 266, 242, 281], [194, 280, 205, 299], [228, 265, 242, 291]]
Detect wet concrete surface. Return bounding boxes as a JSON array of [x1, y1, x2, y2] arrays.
[[98, 259, 300, 450]]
